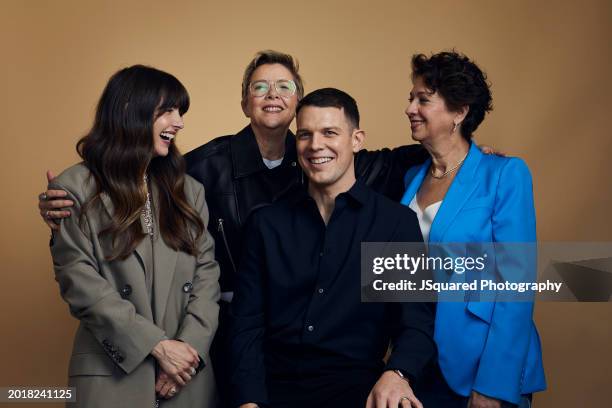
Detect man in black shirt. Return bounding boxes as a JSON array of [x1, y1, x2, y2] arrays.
[[230, 88, 435, 408]]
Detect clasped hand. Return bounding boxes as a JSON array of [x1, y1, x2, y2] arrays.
[[152, 339, 200, 392]]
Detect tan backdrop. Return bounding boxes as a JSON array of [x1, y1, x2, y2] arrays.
[[1, 0, 610, 406]]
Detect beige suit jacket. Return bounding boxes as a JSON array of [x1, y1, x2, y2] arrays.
[[50, 163, 220, 408]]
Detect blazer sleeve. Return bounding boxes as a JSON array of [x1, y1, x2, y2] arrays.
[[175, 182, 221, 361], [384, 209, 436, 382], [472, 158, 537, 404], [49, 179, 166, 375], [228, 211, 268, 407]]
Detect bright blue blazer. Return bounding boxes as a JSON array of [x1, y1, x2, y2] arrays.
[[401, 142, 546, 404]]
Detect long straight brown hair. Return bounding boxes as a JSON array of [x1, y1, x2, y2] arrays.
[[77, 65, 204, 260]]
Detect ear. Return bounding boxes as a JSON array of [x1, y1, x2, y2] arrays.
[[241, 98, 250, 118], [455, 105, 469, 125], [351, 129, 365, 153]]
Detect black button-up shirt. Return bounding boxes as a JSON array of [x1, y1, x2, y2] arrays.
[[229, 180, 435, 407]]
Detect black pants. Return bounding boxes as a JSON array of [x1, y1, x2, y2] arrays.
[[416, 362, 469, 408], [209, 300, 232, 408], [267, 368, 381, 408], [416, 362, 531, 408]]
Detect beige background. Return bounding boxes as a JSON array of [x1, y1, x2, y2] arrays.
[[1, 0, 610, 406]]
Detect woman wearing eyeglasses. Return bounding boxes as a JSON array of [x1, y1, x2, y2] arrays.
[[38, 50, 429, 407], [400, 51, 546, 408]]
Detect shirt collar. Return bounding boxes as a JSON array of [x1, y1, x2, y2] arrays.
[[230, 125, 297, 178], [289, 179, 369, 208]]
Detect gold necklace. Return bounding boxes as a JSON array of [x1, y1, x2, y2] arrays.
[[430, 151, 468, 179]]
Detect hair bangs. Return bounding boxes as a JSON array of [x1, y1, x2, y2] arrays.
[[158, 74, 190, 116]]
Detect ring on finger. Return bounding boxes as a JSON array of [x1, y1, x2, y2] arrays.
[[190, 367, 196, 375], [400, 396, 411, 402], [45, 210, 52, 219], [169, 388, 177, 395], [39, 192, 48, 201]]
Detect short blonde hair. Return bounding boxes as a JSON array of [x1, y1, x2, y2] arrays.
[[241, 50, 304, 102]]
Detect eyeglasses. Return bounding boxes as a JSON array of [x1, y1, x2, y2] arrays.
[[249, 79, 297, 98]]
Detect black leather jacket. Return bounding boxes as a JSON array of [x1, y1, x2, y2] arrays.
[[185, 125, 427, 292]]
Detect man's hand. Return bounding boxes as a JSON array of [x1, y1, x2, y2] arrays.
[[151, 340, 200, 386], [39, 170, 73, 230], [155, 370, 182, 399], [468, 390, 502, 408], [479, 144, 506, 156], [366, 370, 423, 408]]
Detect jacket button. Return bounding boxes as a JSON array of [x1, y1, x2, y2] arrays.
[[115, 352, 125, 363], [307, 325, 314, 332], [120, 284, 132, 298], [291, 161, 297, 167], [183, 281, 193, 293]]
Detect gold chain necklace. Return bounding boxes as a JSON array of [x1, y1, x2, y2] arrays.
[[430, 151, 468, 179]]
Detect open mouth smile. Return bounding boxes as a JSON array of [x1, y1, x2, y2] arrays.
[[160, 131, 175, 142], [263, 105, 283, 113], [309, 157, 333, 165]]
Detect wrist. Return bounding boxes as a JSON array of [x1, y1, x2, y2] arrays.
[[390, 369, 410, 385], [151, 340, 168, 359]]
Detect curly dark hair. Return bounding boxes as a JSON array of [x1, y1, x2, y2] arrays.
[[411, 51, 493, 140]]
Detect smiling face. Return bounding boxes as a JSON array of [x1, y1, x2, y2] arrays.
[[241, 63, 298, 134], [296, 106, 364, 195], [152, 107, 184, 157], [405, 76, 466, 143]]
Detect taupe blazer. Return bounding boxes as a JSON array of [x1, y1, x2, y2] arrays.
[[50, 163, 220, 408]]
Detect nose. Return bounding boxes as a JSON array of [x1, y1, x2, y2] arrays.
[[405, 99, 417, 117], [171, 110, 184, 129], [309, 133, 324, 150], [265, 82, 280, 99]]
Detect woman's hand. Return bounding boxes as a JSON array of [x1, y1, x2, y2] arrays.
[[38, 170, 73, 230], [155, 370, 182, 399], [151, 339, 200, 386], [468, 391, 502, 408]]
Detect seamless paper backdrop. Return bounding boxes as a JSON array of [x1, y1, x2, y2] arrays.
[[1, 0, 610, 406]]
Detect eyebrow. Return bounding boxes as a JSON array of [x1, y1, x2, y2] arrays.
[[410, 90, 434, 97], [296, 126, 342, 134]]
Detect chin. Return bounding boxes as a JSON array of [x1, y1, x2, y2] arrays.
[[410, 132, 426, 142]]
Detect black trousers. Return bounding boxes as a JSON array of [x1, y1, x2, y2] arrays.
[[416, 362, 468, 408], [267, 368, 381, 408], [210, 300, 232, 408], [416, 362, 531, 408]]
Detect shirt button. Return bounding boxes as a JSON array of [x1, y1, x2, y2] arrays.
[[291, 161, 297, 167], [307, 325, 314, 332], [318, 288, 324, 294]]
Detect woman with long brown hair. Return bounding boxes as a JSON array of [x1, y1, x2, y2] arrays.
[[49, 65, 220, 407]]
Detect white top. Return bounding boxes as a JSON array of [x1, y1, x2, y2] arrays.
[[409, 195, 442, 243], [262, 157, 284, 169]]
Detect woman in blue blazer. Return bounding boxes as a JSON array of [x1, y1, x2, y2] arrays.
[[400, 52, 546, 408]]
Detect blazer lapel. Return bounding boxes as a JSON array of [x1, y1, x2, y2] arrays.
[[429, 142, 483, 243], [100, 191, 152, 269], [400, 160, 430, 207], [150, 182, 178, 325]]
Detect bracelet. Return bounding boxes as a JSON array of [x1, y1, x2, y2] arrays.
[[393, 369, 410, 384]]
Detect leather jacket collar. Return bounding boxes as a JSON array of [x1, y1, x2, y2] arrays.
[[230, 125, 298, 178]]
